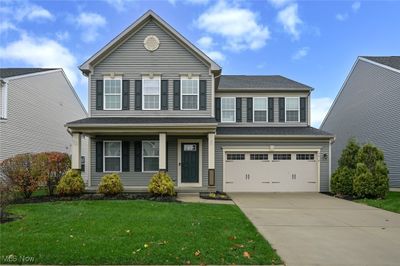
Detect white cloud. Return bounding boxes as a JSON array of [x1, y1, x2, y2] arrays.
[[15, 4, 54, 22], [197, 36, 225, 62], [352, 1, 361, 12], [336, 13, 348, 21], [268, 0, 292, 8], [311, 97, 334, 127], [336, 1, 360, 22], [56, 31, 70, 41], [169, 0, 209, 5], [75, 12, 107, 43], [292, 46, 309, 60], [196, 1, 270, 51], [0, 21, 18, 34], [0, 34, 79, 86], [205, 50, 225, 62], [104, 0, 136, 12], [277, 3, 302, 39], [197, 36, 214, 49]]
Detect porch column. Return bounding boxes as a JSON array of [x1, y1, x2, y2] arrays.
[[159, 133, 167, 172], [208, 132, 216, 187], [71, 133, 81, 170]]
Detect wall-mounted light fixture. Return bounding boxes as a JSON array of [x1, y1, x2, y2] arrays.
[[323, 153, 328, 160]]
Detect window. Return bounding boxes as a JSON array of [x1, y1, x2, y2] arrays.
[[253, 97, 268, 122], [273, 154, 291, 160], [143, 76, 161, 110], [142, 140, 159, 172], [81, 156, 85, 172], [221, 97, 236, 122], [104, 141, 121, 172], [250, 154, 268, 160], [285, 97, 300, 122], [181, 77, 199, 110], [296, 154, 315, 160], [227, 154, 245, 160], [104, 76, 122, 110]]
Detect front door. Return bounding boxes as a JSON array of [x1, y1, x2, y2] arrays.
[[181, 143, 199, 183]]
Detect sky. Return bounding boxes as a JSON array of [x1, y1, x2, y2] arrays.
[[1, 0, 399, 127]]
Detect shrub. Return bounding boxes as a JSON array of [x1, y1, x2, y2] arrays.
[[148, 172, 175, 196], [56, 170, 85, 196], [98, 173, 123, 195], [0, 153, 42, 198], [0, 176, 14, 221], [357, 143, 384, 173], [331, 167, 354, 196], [338, 138, 360, 170], [353, 163, 375, 198], [374, 160, 389, 199]]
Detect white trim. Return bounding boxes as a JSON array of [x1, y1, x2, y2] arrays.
[[328, 139, 332, 192], [180, 76, 199, 111], [142, 140, 159, 172], [221, 97, 236, 123], [1, 82, 8, 120], [88, 136, 92, 187], [103, 76, 123, 111], [359, 57, 400, 75], [177, 139, 203, 187], [285, 97, 300, 122], [103, 140, 122, 173], [211, 73, 215, 117], [142, 75, 161, 111], [253, 97, 268, 122]]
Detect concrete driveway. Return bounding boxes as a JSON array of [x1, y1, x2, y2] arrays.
[[230, 193, 400, 266]]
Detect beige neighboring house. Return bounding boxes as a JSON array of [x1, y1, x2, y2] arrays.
[[0, 68, 89, 183]]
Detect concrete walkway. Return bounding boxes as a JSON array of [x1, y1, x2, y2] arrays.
[[230, 193, 400, 266]]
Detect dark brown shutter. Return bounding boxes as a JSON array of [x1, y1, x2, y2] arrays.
[[199, 80, 207, 110], [122, 80, 130, 110], [236, 98, 242, 122], [247, 98, 253, 122], [268, 97, 274, 122], [134, 141, 142, 172], [215, 97, 221, 122], [161, 80, 168, 110], [95, 141, 103, 172], [122, 141, 130, 172], [279, 97, 285, 122], [96, 80, 103, 110], [135, 80, 142, 110], [173, 80, 180, 110], [300, 97, 306, 122]]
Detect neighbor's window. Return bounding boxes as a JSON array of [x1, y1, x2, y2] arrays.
[[286, 97, 300, 122], [253, 97, 268, 122], [143, 76, 161, 110], [142, 140, 159, 171], [181, 77, 199, 110], [104, 141, 121, 172], [104, 76, 122, 110], [221, 97, 236, 122]]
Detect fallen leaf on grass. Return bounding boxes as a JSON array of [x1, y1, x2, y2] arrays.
[[243, 251, 251, 258], [144, 243, 149, 248], [194, 250, 201, 256], [228, 235, 237, 240], [233, 244, 244, 248]]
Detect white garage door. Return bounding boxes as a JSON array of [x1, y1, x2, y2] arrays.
[[225, 152, 318, 192]]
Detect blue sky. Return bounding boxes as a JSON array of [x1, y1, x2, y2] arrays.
[[1, 0, 399, 126]]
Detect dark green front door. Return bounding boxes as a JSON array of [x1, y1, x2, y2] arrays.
[[181, 143, 199, 183]]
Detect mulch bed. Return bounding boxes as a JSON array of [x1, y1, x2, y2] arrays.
[[321, 192, 358, 201], [200, 191, 232, 201]]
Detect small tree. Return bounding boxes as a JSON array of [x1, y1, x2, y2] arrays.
[[338, 138, 360, 169], [331, 167, 354, 196], [373, 160, 389, 199], [357, 143, 384, 173], [353, 163, 375, 198], [0, 176, 14, 221]]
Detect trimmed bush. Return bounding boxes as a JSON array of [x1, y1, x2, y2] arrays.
[[338, 138, 360, 169], [353, 163, 375, 198], [331, 167, 354, 196], [98, 173, 123, 195], [148, 172, 175, 196], [56, 170, 85, 196], [357, 143, 384, 173], [373, 160, 389, 199]]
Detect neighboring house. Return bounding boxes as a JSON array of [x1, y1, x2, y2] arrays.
[[0, 68, 89, 182], [66, 10, 334, 193], [321, 56, 400, 188]]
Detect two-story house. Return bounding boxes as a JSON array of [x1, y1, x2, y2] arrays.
[[66, 10, 334, 193]]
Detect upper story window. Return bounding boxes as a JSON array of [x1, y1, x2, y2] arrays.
[[221, 97, 236, 123], [143, 76, 161, 110], [253, 97, 268, 122], [142, 140, 159, 172], [104, 141, 122, 172], [104, 76, 122, 110], [286, 97, 300, 122], [181, 77, 199, 110]]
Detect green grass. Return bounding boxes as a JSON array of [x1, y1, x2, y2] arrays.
[[356, 192, 400, 213], [0, 200, 281, 265]]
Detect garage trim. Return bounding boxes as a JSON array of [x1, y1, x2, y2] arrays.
[[222, 147, 321, 192]]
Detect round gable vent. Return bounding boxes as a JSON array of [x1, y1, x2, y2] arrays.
[[144, 35, 160, 51]]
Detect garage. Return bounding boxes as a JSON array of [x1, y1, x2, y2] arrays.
[[224, 151, 319, 192]]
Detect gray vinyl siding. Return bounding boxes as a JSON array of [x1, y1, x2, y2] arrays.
[[215, 139, 330, 192], [321, 59, 400, 188], [90, 135, 209, 188], [90, 19, 212, 117]]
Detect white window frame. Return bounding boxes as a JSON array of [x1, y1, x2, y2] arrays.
[[180, 76, 199, 111], [142, 76, 161, 111], [253, 97, 268, 122], [142, 140, 159, 172], [103, 76, 122, 111], [0, 82, 7, 120], [103, 141, 122, 173], [221, 97, 236, 123], [285, 97, 300, 122]]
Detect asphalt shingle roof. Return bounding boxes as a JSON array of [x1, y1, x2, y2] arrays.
[[217, 126, 333, 136], [362, 56, 400, 71], [0, 68, 59, 79], [67, 117, 218, 125], [218, 75, 312, 91]]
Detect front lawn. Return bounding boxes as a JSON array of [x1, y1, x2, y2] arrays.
[[356, 191, 400, 213], [0, 200, 281, 265]]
